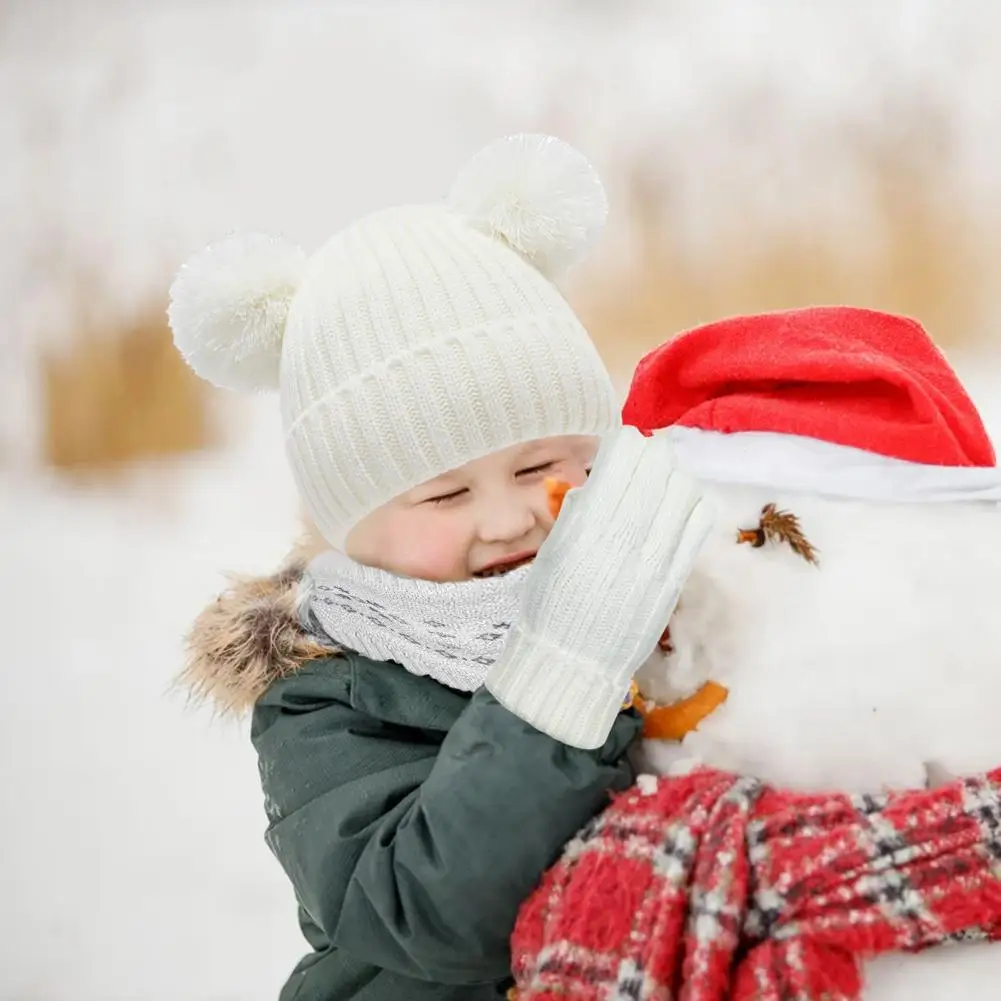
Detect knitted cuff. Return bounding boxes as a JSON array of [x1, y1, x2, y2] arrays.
[[484, 626, 631, 750]]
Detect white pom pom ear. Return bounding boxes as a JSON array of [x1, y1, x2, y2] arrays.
[[167, 233, 307, 392], [447, 133, 608, 280]]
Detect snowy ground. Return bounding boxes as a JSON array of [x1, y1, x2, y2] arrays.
[[0, 398, 308, 1000]]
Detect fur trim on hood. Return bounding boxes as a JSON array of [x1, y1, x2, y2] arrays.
[[180, 532, 336, 716]]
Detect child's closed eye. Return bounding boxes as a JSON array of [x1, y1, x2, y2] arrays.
[[424, 488, 468, 505], [517, 461, 555, 478]]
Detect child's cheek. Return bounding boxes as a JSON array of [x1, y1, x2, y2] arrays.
[[385, 510, 471, 582]]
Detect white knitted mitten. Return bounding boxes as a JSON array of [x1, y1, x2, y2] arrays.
[[485, 424, 713, 748]]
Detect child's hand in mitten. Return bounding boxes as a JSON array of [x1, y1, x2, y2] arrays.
[[485, 424, 714, 749]]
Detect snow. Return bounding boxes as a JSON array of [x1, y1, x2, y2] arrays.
[[0, 398, 308, 999], [4, 2, 1001, 997]]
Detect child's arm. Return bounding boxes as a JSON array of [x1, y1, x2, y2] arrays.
[[251, 654, 640, 986]]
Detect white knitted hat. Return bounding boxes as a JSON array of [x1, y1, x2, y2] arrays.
[[168, 134, 619, 547]]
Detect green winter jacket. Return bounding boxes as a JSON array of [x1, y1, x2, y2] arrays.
[[187, 560, 642, 1001]]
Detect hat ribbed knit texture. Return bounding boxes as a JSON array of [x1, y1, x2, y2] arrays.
[[281, 205, 617, 546]]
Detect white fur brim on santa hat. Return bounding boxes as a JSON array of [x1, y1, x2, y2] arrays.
[[665, 426, 1001, 506]]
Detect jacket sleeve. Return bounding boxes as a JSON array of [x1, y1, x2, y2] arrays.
[[251, 654, 641, 985]]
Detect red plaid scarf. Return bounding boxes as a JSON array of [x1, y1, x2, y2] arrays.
[[511, 767, 1001, 1000]]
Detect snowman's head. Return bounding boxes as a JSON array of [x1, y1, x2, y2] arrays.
[[623, 307, 1001, 794]]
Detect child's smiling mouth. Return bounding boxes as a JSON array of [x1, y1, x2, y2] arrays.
[[473, 552, 536, 579]]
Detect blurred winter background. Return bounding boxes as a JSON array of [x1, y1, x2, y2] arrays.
[[3, 1, 1001, 997]]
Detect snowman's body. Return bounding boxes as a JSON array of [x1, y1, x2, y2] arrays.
[[509, 307, 1001, 1000], [636, 476, 1001, 999]]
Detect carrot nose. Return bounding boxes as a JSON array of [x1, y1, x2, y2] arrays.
[[544, 477, 573, 521]]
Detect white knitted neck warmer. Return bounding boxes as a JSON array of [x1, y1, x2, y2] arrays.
[[300, 549, 530, 691]]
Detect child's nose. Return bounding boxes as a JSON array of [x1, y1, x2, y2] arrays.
[[477, 501, 538, 544]]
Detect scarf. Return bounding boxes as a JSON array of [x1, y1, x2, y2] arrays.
[[511, 767, 1001, 1001], [299, 548, 529, 691]]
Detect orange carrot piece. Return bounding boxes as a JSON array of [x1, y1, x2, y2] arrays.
[[638, 681, 728, 741], [544, 477, 572, 520]]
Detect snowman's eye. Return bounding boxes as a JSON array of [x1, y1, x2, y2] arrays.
[[735, 503, 819, 566]]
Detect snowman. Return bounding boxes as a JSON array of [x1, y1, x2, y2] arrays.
[[511, 306, 1001, 1001]]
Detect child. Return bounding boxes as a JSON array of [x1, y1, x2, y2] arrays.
[[168, 134, 712, 1001]]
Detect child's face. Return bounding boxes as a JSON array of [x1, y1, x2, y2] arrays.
[[345, 435, 598, 581]]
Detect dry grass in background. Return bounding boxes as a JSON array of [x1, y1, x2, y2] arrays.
[[42, 308, 214, 475], [574, 118, 988, 376], [37, 116, 992, 476]]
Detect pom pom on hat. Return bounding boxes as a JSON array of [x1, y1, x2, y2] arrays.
[[447, 133, 608, 280], [168, 232, 307, 392]]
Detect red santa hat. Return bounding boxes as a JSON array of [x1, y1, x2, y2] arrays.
[[622, 306, 1001, 504]]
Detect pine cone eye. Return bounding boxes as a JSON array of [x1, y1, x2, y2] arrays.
[[736, 504, 819, 566]]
